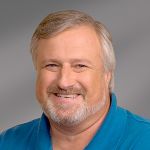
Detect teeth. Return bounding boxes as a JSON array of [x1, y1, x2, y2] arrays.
[[55, 94, 77, 99]]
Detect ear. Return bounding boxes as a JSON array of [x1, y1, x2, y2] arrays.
[[104, 72, 112, 88]]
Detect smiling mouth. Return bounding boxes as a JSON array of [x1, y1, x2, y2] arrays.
[[54, 93, 80, 99]]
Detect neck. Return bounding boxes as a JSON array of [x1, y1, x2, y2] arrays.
[[49, 95, 110, 150]]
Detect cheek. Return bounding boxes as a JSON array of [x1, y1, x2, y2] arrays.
[[81, 72, 105, 104], [36, 71, 56, 102]]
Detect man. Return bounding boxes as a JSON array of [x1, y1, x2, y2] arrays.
[[0, 10, 150, 150]]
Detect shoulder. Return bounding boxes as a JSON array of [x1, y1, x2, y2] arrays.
[[132, 129, 150, 149], [125, 109, 150, 132], [0, 118, 40, 149], [118, 107, 150, 149], [127, 110, 150, 148]]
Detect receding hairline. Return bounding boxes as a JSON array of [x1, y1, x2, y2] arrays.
[[31, 10, 112, 59], [31, 24, 105, 65], [31, 10, 109, 40]]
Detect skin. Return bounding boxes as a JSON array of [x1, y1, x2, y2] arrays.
[[35, 25, 111, 150]]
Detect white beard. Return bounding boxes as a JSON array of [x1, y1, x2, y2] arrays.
[[41, 95, 107, 127]]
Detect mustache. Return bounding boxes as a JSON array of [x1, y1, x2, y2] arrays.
[[47, 86, 86, 96]]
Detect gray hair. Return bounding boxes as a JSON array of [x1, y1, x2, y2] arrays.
[[30, 10, 116, 92]]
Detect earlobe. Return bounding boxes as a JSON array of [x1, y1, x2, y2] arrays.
[[105, 72, 112, 87]]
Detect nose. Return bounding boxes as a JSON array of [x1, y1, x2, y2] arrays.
[[57, 65, 76, 89]]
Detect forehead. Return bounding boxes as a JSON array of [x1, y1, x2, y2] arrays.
[[36, 25, 103, 64]]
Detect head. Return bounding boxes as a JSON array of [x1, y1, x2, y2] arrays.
[[30, 10, 116, 127]]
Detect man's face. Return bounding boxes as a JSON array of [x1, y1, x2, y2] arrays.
[[35, 26, 111, 126]]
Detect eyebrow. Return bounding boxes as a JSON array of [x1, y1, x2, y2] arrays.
[[71, 58, 93, 64], [41, 58, 93, 65]]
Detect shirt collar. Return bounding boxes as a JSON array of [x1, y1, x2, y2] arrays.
[[85, 93, 127, 149], [35, 113, 52, 150]]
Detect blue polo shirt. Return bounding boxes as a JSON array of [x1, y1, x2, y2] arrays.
[[1, 94, 150, 150]]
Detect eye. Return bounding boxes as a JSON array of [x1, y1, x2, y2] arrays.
[[44, 63, 60, 72], [73, 64, 88, 72], [76, 64, 87, 68], [45, 64, 58, 67]]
